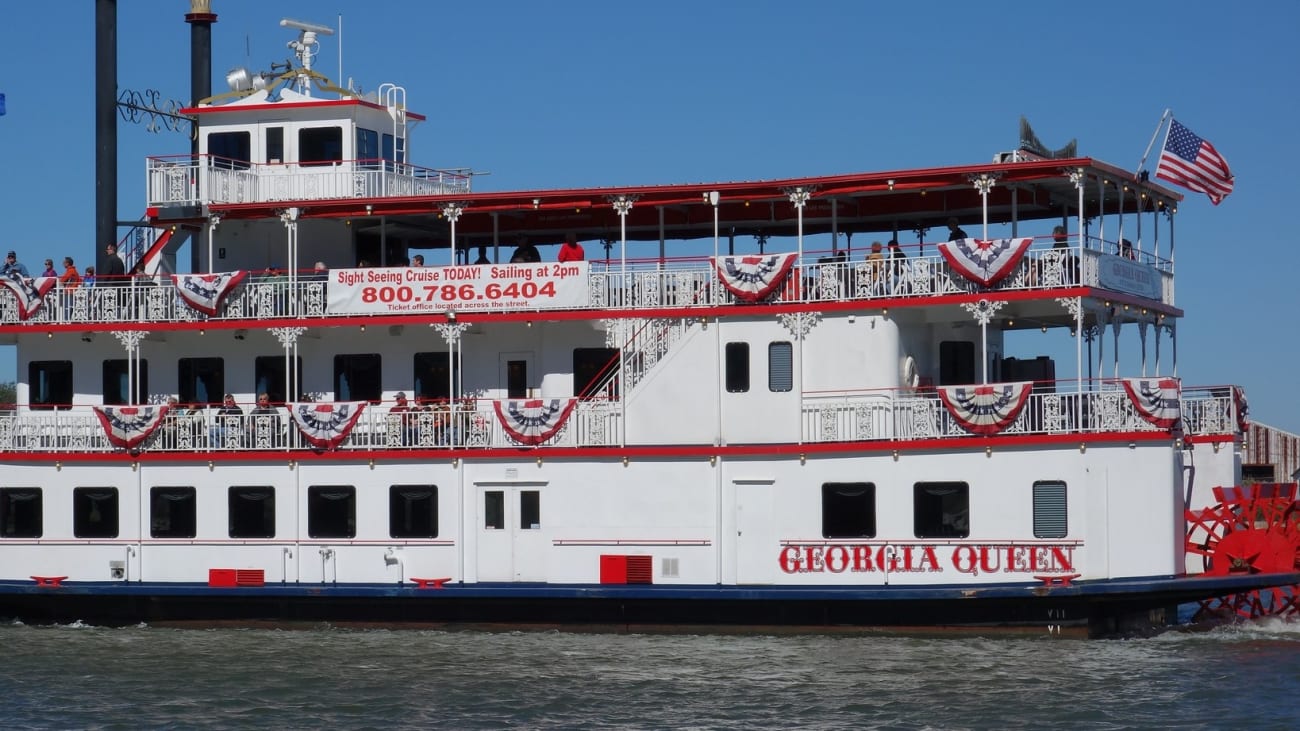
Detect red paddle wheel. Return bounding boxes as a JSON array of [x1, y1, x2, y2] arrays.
[[1185, 483, 1300, 621]]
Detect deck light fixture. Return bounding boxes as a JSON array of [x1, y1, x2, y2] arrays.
[[887, 179, 895, 191]]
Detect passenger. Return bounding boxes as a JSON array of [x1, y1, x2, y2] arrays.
[[59, 257, 81, 288], [509, 238, 541, 264], [1051, 225, 1068, 249], [866, 241, 886, 293], [211, 393, 244, 447], [310, 261, 328, 281], [40, 259, 57, 278], [1119, 238, 1136, 261], [888, 240, 909, 294], [1, 251, 29, 278], [389, 391, 418, 445], [103, 242, 126, 286], [473, 246, 491, 265], [249, 392, 280, 447], [82, 266, 96, 287], [945, 217, 968, 242], [557, 233, 585, 263], [411, 254, 425, 267]]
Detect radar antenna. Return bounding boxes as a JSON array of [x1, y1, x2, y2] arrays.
[[280, 18, 334, 96]]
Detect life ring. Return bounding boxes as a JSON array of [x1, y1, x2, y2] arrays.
[[901, 355, 919, 389]]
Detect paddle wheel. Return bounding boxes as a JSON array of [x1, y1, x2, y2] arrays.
[[1185, 483, 1300, 621]]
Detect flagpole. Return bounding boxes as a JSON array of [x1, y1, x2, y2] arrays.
[[1136, 108, 1172, 177]]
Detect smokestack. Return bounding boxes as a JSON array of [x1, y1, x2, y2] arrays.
[[95, 0, 116, 272], [185, 1, 217, 154]]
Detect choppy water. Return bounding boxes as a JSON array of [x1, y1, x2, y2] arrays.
[[1, 620, 1298, 730]]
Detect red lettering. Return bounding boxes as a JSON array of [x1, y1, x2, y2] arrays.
[[1051, 546, 1074, 572], [918, 546, 940, 572], [778, 546, 801, 573], [802, 545, 822, 573], [852, 545, 874, 572], [824, 545, 849, 573], [952, 546, 979, 574], [1008, 546, 1031, 573], [979, 545, 1001, 574]]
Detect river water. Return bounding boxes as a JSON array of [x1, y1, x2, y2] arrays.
[[2, 620, 1297, 730]]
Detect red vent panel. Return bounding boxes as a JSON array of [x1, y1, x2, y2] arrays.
[[599, 554, 653, 585]]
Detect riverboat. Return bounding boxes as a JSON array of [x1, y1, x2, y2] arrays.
[[0, 15, 1296, 637]]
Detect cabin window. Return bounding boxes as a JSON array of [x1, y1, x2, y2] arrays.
[[102, 359, 149, 406], [390, 485, 438, 538], [73, 487, 119, 539], [265, 126, 284, 164], [382, 133, 405, 164], [334, 354, 382, 403], [255, 355, 302, 404], [520, 490, 541, 530], [0, 488, 42, 538], [299, 126, 343, 167], [1033, 481, 1068, 539], [228, 486, 275, 538], [913, 481, 969, 538], [308, 486, 356, 539], [822, 482, 875, 538], [484, 490, 504, 530], [939, 341, 976, 386], [414, 352, 458, 404], [28, 360, 72, 410], [768, 341, 793, 392], [573, 348, 620, 399], [725, 342, 750, 393], [207, 131, 251, 169], [506, 360, 528, 399], [356, 128, 380, 169], [150, 486, 197, 539], [179, 357, 224, 407]]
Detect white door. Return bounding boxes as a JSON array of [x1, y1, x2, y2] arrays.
[[476, 485, 547, 582], [734, 480, 774, 584]]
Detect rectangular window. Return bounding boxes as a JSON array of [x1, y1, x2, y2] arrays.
[[334, 354, 382, 403], [179, 357, 224, 407], [725, 342, 750, 393], [768, 341, 793, 392], [573, 348, 620, 399], [299, 126, 343, 167], [0, 488, 42, 538], [208, 131, 251, 169], [821, 482, 875, 538], [914, 481, 970, 538], [256, 355, 302, 404], [150, 486, 197, 539], [229, 486, 275, 539], [389, 485, 438, 538], [484, 490, 504, 530], [102, 359, 149, 406], [939, 341, 976, 386], [506, 360, 527, 399], [1033, 481, 1068, 539], [381, 133, 405, 164], [73, 487, 119, 539], [414, 352, 458, 404], [356, 128, 380, 168], [308, 486, 356, 539], [29, 360, 72, 410], [265, 126, 284, 164], [520, 490, 541, 530]]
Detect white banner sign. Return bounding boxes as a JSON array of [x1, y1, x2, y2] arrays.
[[327, 262, 590, 315], [1096, 255, 1161, 300]]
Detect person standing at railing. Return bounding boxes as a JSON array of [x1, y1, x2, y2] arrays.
[[1, 251, 29, 278], [558, 233, 585, 263], [82, 266, 96, 287], [103, 242, 126, 284], [866, 241, 886, 295], [59, 257, 81, 287], [945, 217, 968, 242], [211, 393, 244, 448], [888, 239, 909, 294], [39, 259, 56, 278]]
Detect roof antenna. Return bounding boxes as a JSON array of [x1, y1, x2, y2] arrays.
[[280, 18, 334, 96]]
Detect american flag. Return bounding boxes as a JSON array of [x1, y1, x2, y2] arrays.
[[1155, 119, 1234, 205]]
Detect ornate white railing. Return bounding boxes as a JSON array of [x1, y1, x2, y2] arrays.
[[0, 388, 1233, 455], [0, 245, 1172, 328], [146, 156, 472, 207]]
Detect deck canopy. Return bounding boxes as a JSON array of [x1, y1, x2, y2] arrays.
[[205, 157, 1181, 251]]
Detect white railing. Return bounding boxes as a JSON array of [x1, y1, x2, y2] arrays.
[[0, 388, 1235, 455], [146, 156, 472, 207], [0, 243, 1174, 328]]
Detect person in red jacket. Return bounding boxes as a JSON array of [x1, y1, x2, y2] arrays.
[[557, 233, 585, 262]]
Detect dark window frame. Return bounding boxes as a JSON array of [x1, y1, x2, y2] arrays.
[[73, 487, 120, 539], [150, 486, 197, 539], [308, 485, 357, 539], [298, 126, 344, 167], [0, 487, 42, 538], [389, 485, 438, 538], [28, 360, 73, 410], [334, 353, 382, 403], [821, 482, 876, 538], [178, 357, 225, 407], [228, 486, 276, 539], [725, 342, 750, 393], [102, 359, 149, 406], [913, 481, 970, 539]]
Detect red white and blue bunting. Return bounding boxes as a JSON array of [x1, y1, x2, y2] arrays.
[[938, 382, 1033, 435], [288, 401, 366, 450], [494, 398, 577, 446], [0, 273, 56, 319], [714, 253, 797, 302], [93, 404, 170, 449], [172, 271, 248, 316], [1121, 377, 1181, 429], [937, 238, 1033, 287]]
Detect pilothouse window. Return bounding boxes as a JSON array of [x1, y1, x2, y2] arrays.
[[299, 126, 343, 167], [207, 131, 251, 169]]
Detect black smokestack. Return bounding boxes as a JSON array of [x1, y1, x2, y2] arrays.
[[95, 0, 116, 271], [185, 0, 217, 152]]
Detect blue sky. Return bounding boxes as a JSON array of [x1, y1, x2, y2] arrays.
[[0, 1, 1297, 429]]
